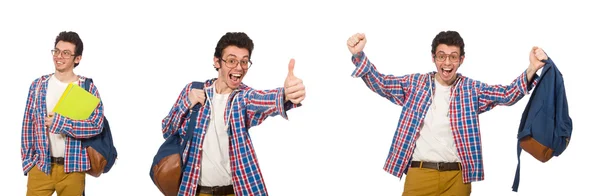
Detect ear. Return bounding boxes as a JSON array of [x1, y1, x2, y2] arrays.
[[431, 54, 436, 63], [74, 55, 82, 64], [213, 56, 221, 69], [459, 55, 465, 66]]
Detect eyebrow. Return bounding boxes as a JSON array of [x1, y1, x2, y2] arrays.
[[436, 51, 460, 55], [54, 48, 73, 52], [225, 54, 249, 58]]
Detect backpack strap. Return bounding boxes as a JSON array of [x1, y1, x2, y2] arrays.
[[512, 143, 523, 192], [182, 81, 205, 143], [84, 78, 93, 91]]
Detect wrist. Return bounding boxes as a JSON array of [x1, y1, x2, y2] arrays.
[[526, 65, 536, 80], [527, 63, 534, 71]]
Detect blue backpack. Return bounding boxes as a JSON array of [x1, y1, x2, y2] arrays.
[[150, 81, 203, 196], [81, 78, 118, 177], [512, 58, 573, 192]]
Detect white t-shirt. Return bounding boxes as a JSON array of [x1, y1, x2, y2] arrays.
[[412, 78, 460, 163], [45, 74, 72, 158], [200, 89, 233, 186]]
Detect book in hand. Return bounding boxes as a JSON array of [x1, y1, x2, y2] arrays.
[[52, 83, 101, 120]]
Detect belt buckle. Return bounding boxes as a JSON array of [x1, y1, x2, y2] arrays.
[[208, 186, 215, 195], [437, 162, 444, 171], [211, 186, 220, 195]]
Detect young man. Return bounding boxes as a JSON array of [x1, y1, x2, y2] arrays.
[[161, 32, 305, 196], [21, 31, 105, 196], [346, 31, 547, 195]]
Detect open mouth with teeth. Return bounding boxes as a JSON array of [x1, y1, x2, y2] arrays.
[[229, 73, 243, 82], [441, 67, 453, 77]]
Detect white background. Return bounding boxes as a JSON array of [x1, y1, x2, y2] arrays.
[[1, 0, 598, 195]]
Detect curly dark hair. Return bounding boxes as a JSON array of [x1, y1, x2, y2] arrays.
[[54, 31, 84, 67], [213, 32, 254, 71], [431, 30, 465, 56]]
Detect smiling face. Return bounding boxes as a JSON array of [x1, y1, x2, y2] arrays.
[[52, 41, 81, 73], [432, 44, 464, 86], [214, 45, 251, 91]]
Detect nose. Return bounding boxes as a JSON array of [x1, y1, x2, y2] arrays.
[[443, 57, 452, 65], [234, 62, 246, 71], [54, 53, 65, 59]]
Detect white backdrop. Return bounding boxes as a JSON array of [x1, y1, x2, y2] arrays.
[[1, 0, 598, 195]]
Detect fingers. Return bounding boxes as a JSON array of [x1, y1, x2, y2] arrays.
[[347, 33, 365, 47], [44, 117, 52, 127], [196, 91, 206, 106], [534, 48, 547, 61], [531, 46, 539, 52], [347, 37, 357, 47], [285, 83, 305, 93], [284, 78, 303, 88], [189, 89, 205, 106], [536, 53, 545, 61], [191, 89, 205, 96], [290, 96, 305, 104], [288, 58, 295, 77], [286, 89, 306, 100], [285, 81, 306, 104], [358, 33, 365, 39]]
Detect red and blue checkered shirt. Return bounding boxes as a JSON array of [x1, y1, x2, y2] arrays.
[[21, 74, 105, 175], [351, 51, 539, 183], [161, 78, 301, 196]]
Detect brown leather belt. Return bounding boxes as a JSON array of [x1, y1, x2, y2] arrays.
[[197, 185, 234, 195], [410, 161, 461, 171], [51, 157, 65, 165]]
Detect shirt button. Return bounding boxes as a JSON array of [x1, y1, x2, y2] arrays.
[[196, 166, 200, 170]]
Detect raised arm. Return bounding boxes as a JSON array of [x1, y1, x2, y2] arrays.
[[477, 47, 547, 113], [347, 33, 413, 106], [21, 80, 37, 174], [476, 71, 538, 113], [48, 82, 104, 139]]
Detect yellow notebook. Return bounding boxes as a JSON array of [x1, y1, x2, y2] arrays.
[[52, 83, 101, 120]]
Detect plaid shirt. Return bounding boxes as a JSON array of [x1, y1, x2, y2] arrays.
[[21, 74, 105, 175], [161, 78, 301, 196], [351, 51, 539, 183]]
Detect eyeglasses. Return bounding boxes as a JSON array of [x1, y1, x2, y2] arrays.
[[434, 52, 461, 63], [51, 49, 75, 58], [220, 58, 252, 69]]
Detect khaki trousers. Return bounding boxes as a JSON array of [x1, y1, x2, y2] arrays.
[[26, 164, 86, 196], [402, 167, 471, 196]]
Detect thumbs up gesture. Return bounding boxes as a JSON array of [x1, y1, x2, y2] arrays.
[[284, 59, 305, 104]]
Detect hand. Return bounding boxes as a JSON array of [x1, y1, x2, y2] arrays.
[[347, 33, 367, 55], [528, 46, 548, 72], [188, 88, 206, 107], [45, 112, 55, 128], [284, 59, 305, 104]]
